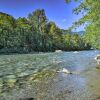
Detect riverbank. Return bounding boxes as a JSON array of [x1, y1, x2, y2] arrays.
[[0, 48, 97, 55]]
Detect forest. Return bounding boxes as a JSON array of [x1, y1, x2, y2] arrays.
[[0, 0, 100, 53], [0, 9, 92, 53]]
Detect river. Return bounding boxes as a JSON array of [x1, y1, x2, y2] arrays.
[[0, 50, 100, 100]]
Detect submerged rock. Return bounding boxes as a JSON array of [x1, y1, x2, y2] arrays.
[[96, 65, 100, 69], [5, 75, 16, 79], [57, 68, 72, 74], [7, 79, 16, 87], [20, 98, 34, 100], [18, 72, 30, 77], [0, 78, 3, 93], [0, 78, 3, 87], [4, 75, 17, 87]]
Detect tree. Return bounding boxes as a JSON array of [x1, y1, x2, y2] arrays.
[[83, 24, 100, 49], [0, 9, 91, 53], [0, 12, 16, 48], [28, 9, 47, 34], [47, 21, 63, 50], [66, 0, 100, 49], [16, 17, 33, 51], [28, 9, 48, 51]]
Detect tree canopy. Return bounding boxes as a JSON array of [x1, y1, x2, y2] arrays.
[[66, 0, 100, 49], [0, 9, 91, 53]]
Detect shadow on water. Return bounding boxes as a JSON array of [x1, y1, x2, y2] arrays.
[[0, 50, 100, 100]]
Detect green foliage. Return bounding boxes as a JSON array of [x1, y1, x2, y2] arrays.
[[0, 9, 90, 53], [83, 24, 100, 49], [63, 33, 90, 50], [67, 0, 100, 49], [66, 0, 78, 3]]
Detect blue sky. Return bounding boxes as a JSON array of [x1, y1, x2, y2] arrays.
[[0, 0, 84, 31]]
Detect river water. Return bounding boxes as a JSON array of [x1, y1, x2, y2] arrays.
[[0, 50, 100, 100]]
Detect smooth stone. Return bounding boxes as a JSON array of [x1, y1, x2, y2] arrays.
[[18, 72, 30, 77], [7, 79, 16, 83], [55, 50, 62, 52], [5, 75, 16, 79], [57, 68, 72, 74], [6, 78, 17, 87]]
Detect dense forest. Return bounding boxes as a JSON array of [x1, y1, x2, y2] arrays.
[[0, 9, 94, 53]]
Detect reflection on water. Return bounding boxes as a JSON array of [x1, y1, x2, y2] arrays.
[[0, 50, 100, 100]]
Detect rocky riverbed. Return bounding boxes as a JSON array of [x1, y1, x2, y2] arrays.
[[0, 50, 100, 100]]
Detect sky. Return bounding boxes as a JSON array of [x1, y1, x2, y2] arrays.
[[0, 0, 85, 31]]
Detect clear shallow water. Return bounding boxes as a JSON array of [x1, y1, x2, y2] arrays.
[[0, 50, 100, 100]]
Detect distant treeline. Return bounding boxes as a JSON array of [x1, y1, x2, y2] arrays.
[[0, 9, 91, 53]]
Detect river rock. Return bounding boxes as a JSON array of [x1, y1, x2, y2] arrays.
[[94, 54, 100, 65], [7, 79, 16, 87], [57, 68, 72, 74], [55, 50, 62, 52], [18, 71, 31, 77], [73, 51, 79, 53], [4, 75, 17, 87], [5, 75, 16, 79], [0, 78, 3, 87]]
